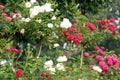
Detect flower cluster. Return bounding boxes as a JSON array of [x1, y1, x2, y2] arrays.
[[44, 55, 67, 74], [40, 73, 52, 80], [62, 20, 82, 45], [84, 22, 95, 32], [98, 18, 117, 35], [85, 45, 120, 76], [15, 69, 22, 78], [6, 48, 19, 54]]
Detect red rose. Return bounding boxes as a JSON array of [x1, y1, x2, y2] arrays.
[[67, 35, 74, 42], [69, 27, 76, 32], [74, 38, 80, 45], [75, 33, 82, 39], [6, 48, 11, 52], [15, 69, 22, 78], [100, 72, 105, 76], [73, 19, 77, 23], [40, 73, 47, 77]]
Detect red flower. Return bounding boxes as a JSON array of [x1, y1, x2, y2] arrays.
[[98, 19, 108, 25], [67, 35, 74, 42], [75, 33, 82, 39], [15, 69, 22, 78], [40, 73, 47, 77], [11, 48, 19, 54], [74, 38, 80, 45], [101, 25, 106, 30], [6, 48, 11, 52], [63, 31, 69, 37], [100, 72, 105, 76], [0, 5, 5, 9], [73, 19, 77, 23], [112, 30, 117, 35], [108, 18, 115, 23], [109, 23, 116, 31], [5, 17, 12, 22], [85, 22, 94, 32], [69, 27, 76, 32], [63, 78, 67, 80]]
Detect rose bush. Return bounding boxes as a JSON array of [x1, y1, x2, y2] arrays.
[[0, 0, 120, 80]]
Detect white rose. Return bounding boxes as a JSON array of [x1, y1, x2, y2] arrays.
[[57, 55, 67, 62], [30, 0, 36, 4], [36, 19, 42, 23], [30, 8, 39, 18], [24, 18, 31, 22], [54, 43, 59, 48], [0, 59, 7, 65], [63, 42, 67, 49], [43, 3, 54, 12], [25, 2, 31, 8], [44, 60, 53, 68], [93, 66, 102, 73], [51, 16, 56, 20], [47, 67, 56, 74], [60, 18, 72, 28], [47, 23, 53, 28], [56, 63, 65, 71], [20, 29, 25, 34]]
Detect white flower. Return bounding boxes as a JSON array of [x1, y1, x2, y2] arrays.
[[36, 19, 42, 23], [56, 63, 65, 71], [21, 17, 25, 21], [47, 23, 53, 28], [60, 18, 72, 28], [47, 67, 56, 74], [63, 42, 67, 49], [20, 29, 25, 34], [24, 18, 31, 22], [57, 55, 67, 62], [13, 13, 22, 18], [44, 60, 53, 68], [54, 43, 59, 48], [30, 0, 36, 4], [25, 2, 31, 8], [93, 66, 102, 73], [30, 8, 39, 18], [51, 16, 56, 20], [43, 3, 54, 12], [0, 59, 7, 65]]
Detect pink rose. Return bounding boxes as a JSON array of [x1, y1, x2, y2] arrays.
[[94, 45, 100, 50], [95, 56, 103, 61], [83, 52, 89, 57], [1, 12, 7, 18], [5, 17, 12, 22], [0, 5, 5, 9], [98, 49, 104, 55]]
